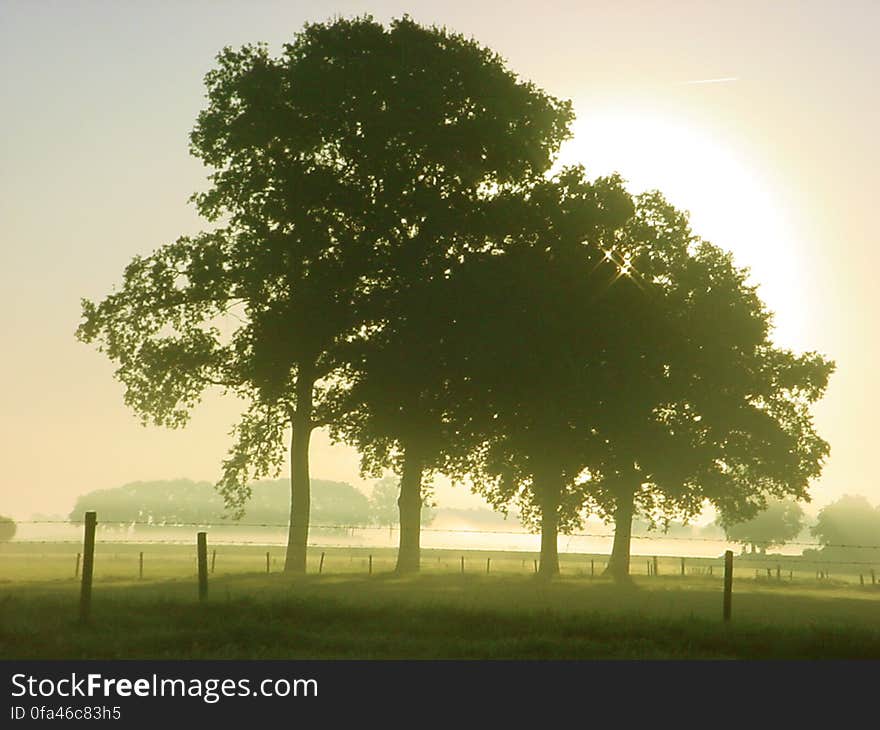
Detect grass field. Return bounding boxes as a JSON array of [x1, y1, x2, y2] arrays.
[[2, 542, 879, 659]]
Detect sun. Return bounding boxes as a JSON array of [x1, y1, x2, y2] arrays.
[[556, 104, 809, 351]]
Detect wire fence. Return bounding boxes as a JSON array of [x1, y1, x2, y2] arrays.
[[12, 518, 880, 551], [2, 520, 879, 586]]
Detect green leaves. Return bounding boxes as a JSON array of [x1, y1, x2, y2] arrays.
[[217, 399, 289, 519], [77, 15, 833, 557], [80, 16, 576, 528]]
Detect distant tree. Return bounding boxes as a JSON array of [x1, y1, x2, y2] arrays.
[[69, 479, 222, 524], [368, 477, 436, 530], [811, 495, 880, 554], [306, 480, 372, 527], [0, 515, 16, 542], [68, 479, 370, 526], [720, 499, 805, 554], [369, 477, 401, 528]]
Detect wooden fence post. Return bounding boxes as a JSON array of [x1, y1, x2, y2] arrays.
[[871, 569, 876, 585], [681, 557, 685, 576], [722, 550, 733, 622], [653, 556, 659, 577], [369, 554, 373, 575], [319, 552, 325, 574], [591, 559, 595, 578], [197, 532, 208, 602], [533, 559, 538, 574], [860, 574, 864, 586], [776, 564, 781, 581], [266, 551, 270, 574], [461, 556, 465, 574], [79, 512, 97, 623], [75, 552, 81, 578], [647, 560, 651, 576], [211, 549, 216, 574], [139, 551, 144, 580], [486, 557, 491, 574]]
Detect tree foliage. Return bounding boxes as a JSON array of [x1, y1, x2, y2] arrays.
[[68, 479, 371, 526], [721, 498, 805, 553], [585, 191, 832, 523], [77, 15, 573, 572], [74, 14, 833, 580], [368, 476, 436, 527], [0, 515, 16, 543], [811, 495, 880, 551], [543, 190, 834, 580], [433, 168, 636, 574], [438, 176, 832, 577]]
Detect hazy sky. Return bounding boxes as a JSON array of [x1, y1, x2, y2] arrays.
[[2, 1, 878, 520]]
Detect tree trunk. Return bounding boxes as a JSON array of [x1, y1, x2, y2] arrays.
[[604, 486, 635, 583], [396, 444, 424, 574], [536, 474, 561, 578], [285, 369, 314, 574], [539, 504, 560, 577]]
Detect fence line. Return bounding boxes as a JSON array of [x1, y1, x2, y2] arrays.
[[4, 543, 880, 571], [12, 520, 880, 552]]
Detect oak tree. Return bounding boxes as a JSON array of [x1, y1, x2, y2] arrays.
[[77, 16, 572, 572]]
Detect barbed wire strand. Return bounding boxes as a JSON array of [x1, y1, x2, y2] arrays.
[[13, 519, 880, 551], [3, 546, 879, 570]]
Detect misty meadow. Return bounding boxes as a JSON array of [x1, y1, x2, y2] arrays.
[[3, 7, 879, 663]]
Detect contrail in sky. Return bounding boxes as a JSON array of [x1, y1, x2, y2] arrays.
[[680, 76, 739, 85]]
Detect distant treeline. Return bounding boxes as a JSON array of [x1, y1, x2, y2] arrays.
[[68, 478, 380, 527]]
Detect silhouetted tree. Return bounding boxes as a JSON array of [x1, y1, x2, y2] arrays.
[[331, 270, 475, 572], [0, 516, 16, 542], [441, 167, 636, 576], [77, 16, 572, 573], [720, 498, 805, 554], [330, 280, 449, 571], [445, 180, 830, 580], [296, 15, 572, 573], [581, 193, 833, 582]]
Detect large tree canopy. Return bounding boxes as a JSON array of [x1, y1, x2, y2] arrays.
[[436, 167, 637, 576], [77, 15, 573, 573], [580, 193, 833, 580], [438, 178, 831, 578]]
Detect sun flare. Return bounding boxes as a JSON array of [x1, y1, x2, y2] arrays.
[[558, 105, 808, 350]]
